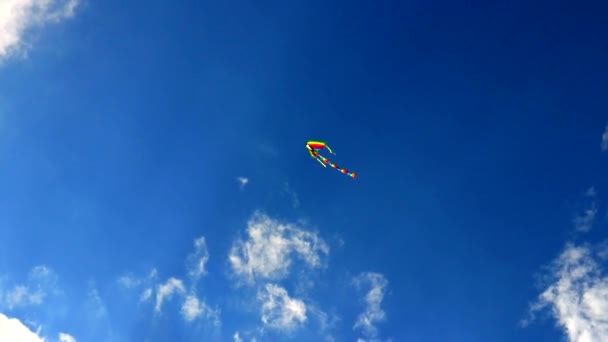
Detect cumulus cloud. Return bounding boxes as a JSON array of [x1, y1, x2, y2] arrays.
[[353, 272, 389, 340], [526, 244, 608, 341], [229, 212, 329, 284], [187, 237, 210, 282], [155, 278, 185, 313], [601, 124, 608, 151], [59, 332, 77, 342], [0, 313, 44, 342], [237, 177, 249, 189], [258, 284, 307, 331], [0, 0, 78, 60]]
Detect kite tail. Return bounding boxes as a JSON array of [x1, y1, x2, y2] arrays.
[[315, 157, 327, 167], [317, 154, 356, 179], [325, 145, 335, 155]]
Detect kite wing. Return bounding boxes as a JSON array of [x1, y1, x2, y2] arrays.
[[305, 140, 357, 178]]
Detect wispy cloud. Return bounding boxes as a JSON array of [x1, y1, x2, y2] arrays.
[[2, 265, 58, 309], [525, 244, 608, 341], [229, 211, 329, 284], [353, 272, 389, 341], [574, 187, 597, 233], [233, 331, 243, 342], [118, 268, 158, 302], [117, 274, 141, 289], [574, 204, 597, 233], [601, 124, 608, 151], [119, 237, 220, 327], [0, 0, 78, 61], [86, 287, 107, 320], [181, 294, 220, 326], [237, 177, 249, 190], [154, 277, 186, 314], [258, 283, 307, 332], [187, 237, 210, 283]]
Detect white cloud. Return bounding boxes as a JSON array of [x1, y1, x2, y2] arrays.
[[117, 274, 141, 289], [5, 285, 44, 308], [229, 212, 329, 284], [353, 272, 389, 340], [237, 177, 249, 189], [181, 294, 220, 326], [3, 265, 57, 309], [573, 187, 597, 233], [258, 283, 307, 331], [233, 331, 243, 342], [601, 124, 608, 151], [59, 332, 77, 342], [574, 203, 597, 233], [526, 244, 608, 341], [0, 313, 44, 342], [86, 287, 107, 320], [154, 278, 185, 313], [187, 237, 210, 282], [117, 268, 158, 304], [140, 288, 152, 302], [0, 0, 78, 60]]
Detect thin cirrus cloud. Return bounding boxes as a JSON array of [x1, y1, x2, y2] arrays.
[[0, 0, 78, 60]]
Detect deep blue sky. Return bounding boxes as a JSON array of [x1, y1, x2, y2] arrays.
[[1, 1, 608, 341]]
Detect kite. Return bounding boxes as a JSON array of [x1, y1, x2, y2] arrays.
[[306, 140, 357, 179]]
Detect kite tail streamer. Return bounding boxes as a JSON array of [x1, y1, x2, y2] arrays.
[[316, 154, 357, 178]]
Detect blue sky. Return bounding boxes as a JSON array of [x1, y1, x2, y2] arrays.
[[1, 1, 608, 341]]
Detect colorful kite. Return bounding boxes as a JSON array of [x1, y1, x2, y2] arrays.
[[306, 140, 357, 179]]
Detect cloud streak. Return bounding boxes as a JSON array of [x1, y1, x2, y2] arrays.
[[0, 0, 78, 60]]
